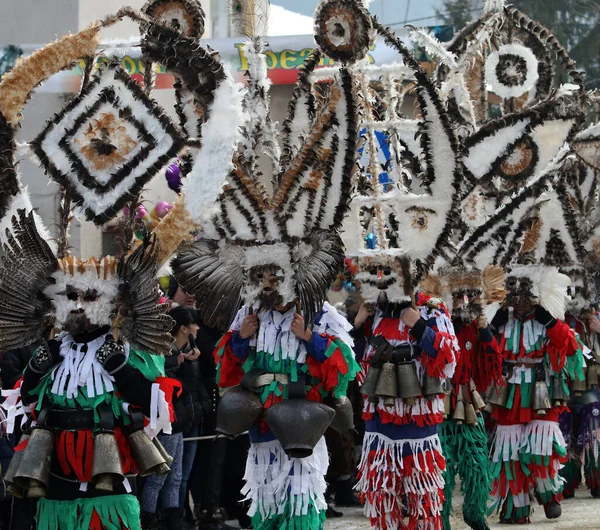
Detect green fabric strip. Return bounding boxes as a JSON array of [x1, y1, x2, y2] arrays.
[[440, 417, 491, 529], [127, 349, 164, 382], [36, 494, 141, 530], [250, 500, 326, 530]]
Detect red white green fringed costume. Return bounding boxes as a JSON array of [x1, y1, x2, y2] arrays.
[[488, 310, 586, 522], [440, 321, 502, 530], [355, 293, 458, 530], [2, 331, 175, 530], [214, 302, 359, 530]]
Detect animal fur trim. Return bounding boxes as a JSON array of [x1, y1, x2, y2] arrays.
[[0, 25, 101, 125]]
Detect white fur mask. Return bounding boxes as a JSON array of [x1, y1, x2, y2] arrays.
[[44, 268, 120, 330]]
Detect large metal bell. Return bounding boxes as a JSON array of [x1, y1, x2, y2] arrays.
[[375, 362, 399, 406], [264, 400, 335, 459], [91, 432, 125, 492], [484, 382, 509, 412], [423, 375, 445, 399], [216, 386, 263, 439], [464, 403, 478, 426], [13, 428, 54, 497], [152, 437, 174, 466], [533, 381, 551, 416], [587, 364, 599, 389], [128, 430, 170, 477], [4, 434, 28, 498], [572, 374, 587, 396], [329, 396, 354, 433], [452, 399, 466, 424], [552, 377, 568, 407], [471, 388, 486, 411], [396, 362, 422, 406], [443, 393, 452, 418], [361, 365, 381, 399]]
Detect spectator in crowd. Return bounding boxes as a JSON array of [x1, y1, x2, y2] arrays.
[[140, 307, 201, 529], [0, 345, 38, 530]]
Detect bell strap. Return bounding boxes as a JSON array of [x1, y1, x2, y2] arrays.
[[253, 373, 289, 387], [369, 336, 393, 365], [240, 368, 267, 392], [288, 378, 308, 400], [97, 403, 115, 433], [129, 409, 145, 432], [392, 344, 421, 363]]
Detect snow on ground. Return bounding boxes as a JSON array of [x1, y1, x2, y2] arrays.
[[325, 487, 600, 529]]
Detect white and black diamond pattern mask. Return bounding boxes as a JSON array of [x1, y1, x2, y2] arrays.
[[30, 64, 185, 225]]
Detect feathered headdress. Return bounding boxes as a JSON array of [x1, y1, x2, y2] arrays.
[[0, 0, 244, 353], [173, 0, 372, 328]]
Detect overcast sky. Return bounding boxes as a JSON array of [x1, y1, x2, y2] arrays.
[[273, 0, 449, 27]]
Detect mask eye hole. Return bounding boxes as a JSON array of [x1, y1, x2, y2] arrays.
[[368, 266, 378, 275], [65, 286, 79, 301], [383, 268, 392, 276], [83, 290, 99, 302]]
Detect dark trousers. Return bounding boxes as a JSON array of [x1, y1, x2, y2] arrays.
[[189, 437, 227, 514]]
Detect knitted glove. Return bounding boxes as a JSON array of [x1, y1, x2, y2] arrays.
[[490, 308, 509, 330], [28, 343, 59, 375], [96, 335, 127, 375], [534, 305, 556, 329]]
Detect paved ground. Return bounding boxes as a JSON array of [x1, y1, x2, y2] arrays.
[[324, 487, 600, 529]]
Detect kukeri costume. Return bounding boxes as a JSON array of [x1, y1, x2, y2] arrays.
[[0, 1, 244, 528], [172, 1, 369, 528], [420, 267, 506, 530]]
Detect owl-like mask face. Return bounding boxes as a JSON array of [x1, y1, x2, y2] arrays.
[[246, 265, 287, 310], [241, 243, 296, 309], [354, 254, 411, 304], [44, 257, 119, 334], [451, 288, 483, 322], [505, 275, 537, 312]]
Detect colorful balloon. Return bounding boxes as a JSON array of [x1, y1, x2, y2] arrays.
[[155, 201, 174, 219], [165, 162, 182, 193]]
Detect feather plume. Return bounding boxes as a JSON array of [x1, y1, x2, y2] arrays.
[[481, 265, 506, 304], [0, 209, 57, 350], [117, 234, 174, 355], [538, 266, 570, 320], [173, 240, 245, 330], [419, 274, 443, 297], [230, 0, 270, 38], [407, 26, 458, 70]]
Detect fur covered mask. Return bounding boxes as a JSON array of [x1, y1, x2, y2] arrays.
[[43, 257, 120, 333], [354, 253, 412, 305]]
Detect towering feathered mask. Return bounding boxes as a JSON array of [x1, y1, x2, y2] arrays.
[[0, 0, 244, 353], [173, 0, 374, 328]]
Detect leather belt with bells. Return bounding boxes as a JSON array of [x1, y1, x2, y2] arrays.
[[253, 373, 290, 387]]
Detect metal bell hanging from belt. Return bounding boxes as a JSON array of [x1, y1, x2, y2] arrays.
[[4, 433, 29, 498], [127, 410, 170, 477], [396, 361, 422, 406], [533, 382, 552, 416], [328, 396, 355, 433], [264, 380, 335, 459], [92, 432, 125, 491], [375, 362, 398, 406], [91, 406, 125, 492], [470, 385, 486, 411], [423, 374, 445, 399], [153, 437, 174, 466], [551, 377, 568, 407], [216, 369, 265, 439], [13, 425, 54, 498], [361, 364, 381, 403], [484, 381, 509, 412]]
